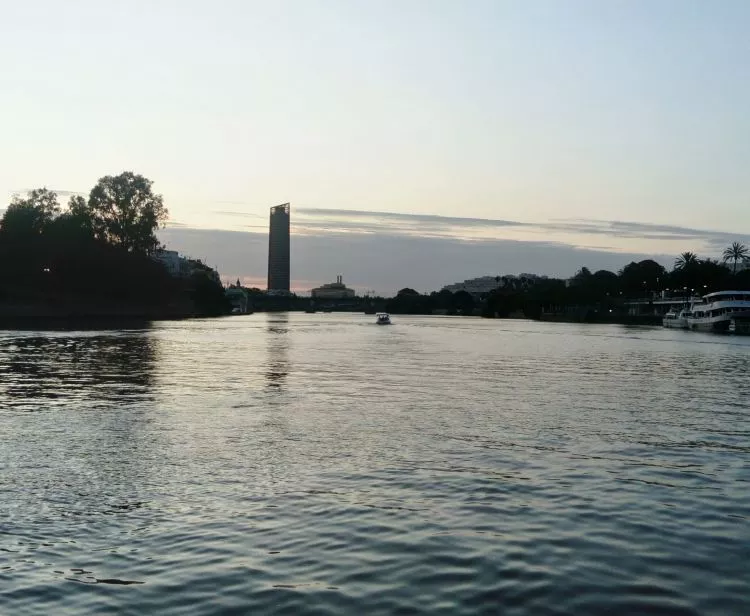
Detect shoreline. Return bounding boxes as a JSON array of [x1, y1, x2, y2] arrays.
[[0, 306, 664, 331]]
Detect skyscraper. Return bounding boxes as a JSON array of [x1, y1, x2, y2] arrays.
[[267, 203, 290, 293]]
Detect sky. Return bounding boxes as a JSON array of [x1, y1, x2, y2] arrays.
[[2, 1, 749, 294]]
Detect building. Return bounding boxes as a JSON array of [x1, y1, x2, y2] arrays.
[[311, 275, 356, 299], [442, 276, 503, 295], [267, 203, 290, 293], [442, 273, 548, 296], [155, 249, 220, 283]]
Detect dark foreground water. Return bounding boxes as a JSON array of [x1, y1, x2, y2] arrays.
[[1, 314, 749, 615]]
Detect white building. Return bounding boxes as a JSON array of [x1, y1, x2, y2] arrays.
[[311, 275, 356, 299], [442, 274, 547, 296], [442, 276, 503, 295], [154, 249, 221, 283]]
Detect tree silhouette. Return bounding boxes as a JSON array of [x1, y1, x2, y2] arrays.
[[83, 172, 168, 254], [619, 260, 666, 297], [674, 252, 699, 270], [0, 188, 60, 237], [396, 288, 420, 296], [722, 242, 749, 274]]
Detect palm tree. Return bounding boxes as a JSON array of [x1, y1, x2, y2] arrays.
[[674, 252, 699, 270], [722, 242, 749, 274]]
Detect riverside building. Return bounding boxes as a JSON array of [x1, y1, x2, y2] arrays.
[[311, 276, 356, 300]]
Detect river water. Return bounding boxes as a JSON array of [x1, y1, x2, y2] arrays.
[[1, 314, 748, 615]]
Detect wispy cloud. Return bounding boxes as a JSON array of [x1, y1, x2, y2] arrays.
[[537, 219, 744, 246], [292, 207, 750, 252], [213, 210, 266, 219], [13, 189, 86, 198], [297, 208, 524, 228]]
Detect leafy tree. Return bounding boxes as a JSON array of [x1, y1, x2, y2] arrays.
[[84, 172, 168, 253], [722, 242, 749, 274], [693, 258, 731, 293], [189, 270, 231, 317], [619, 260, 666, 297], [396, 288, 420, 296], [451, 290, 475, 315], [571, 267, 592, 285], [429, 289, 454, 311], [734, 268, 750, 290], [674, 252, 699, 270], [591, 270, 620, 295], [0, 188, 60, 237]]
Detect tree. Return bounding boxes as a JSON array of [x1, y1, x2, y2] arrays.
[[0, 188, 60, 237], [84, 172, 168, 253], [571, 267, 593, 284], [68, 194, 89, 218], [451, 290, 475, 315], [590, 270, 620, 298], [619, 260, 666, 298], [722, 242, 749, 274], [694, 258, 731, 292], [396, 288, 420, 296], [674, 252, 699, 270]]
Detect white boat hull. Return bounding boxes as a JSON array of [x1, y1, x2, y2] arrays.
[[662, 317, 688, 329], [375, 312, 391, 325], [687, 316, 731, 332]]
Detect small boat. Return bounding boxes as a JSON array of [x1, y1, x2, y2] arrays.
[[662, 306, 690, 329], [376, 312, 391, 325]]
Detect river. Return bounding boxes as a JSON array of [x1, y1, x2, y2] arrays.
[[1, 314, 749, 615]]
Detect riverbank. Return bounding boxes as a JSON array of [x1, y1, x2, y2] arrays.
[[0, 296, 223, 330]]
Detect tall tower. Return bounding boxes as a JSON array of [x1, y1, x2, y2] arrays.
[[267, 203, 290, 292]]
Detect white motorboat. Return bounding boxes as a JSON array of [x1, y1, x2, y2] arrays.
[[376, 312, 391, 325], [662, 307, 690, 329], [685, 290, 750, 332]]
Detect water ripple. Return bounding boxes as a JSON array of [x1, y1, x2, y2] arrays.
[[1, 316, 749, 614]]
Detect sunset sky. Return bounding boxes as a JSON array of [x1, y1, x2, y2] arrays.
[[2, 1, 749, 293]]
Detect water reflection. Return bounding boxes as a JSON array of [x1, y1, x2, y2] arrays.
[[2, 317, 750, 615], [0, 331, 157, 408], [265, 313, 289, 389]]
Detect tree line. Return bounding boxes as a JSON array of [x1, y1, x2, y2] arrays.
[[385, 246, 750, 319], [0, 173, 228, 317]]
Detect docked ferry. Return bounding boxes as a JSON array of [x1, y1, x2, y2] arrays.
[[685, 291, 750, 332]]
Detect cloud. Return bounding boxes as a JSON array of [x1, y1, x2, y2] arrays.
[[291, 207, 750, 252], [537, 219, 749, 247], [212, 211, 266, 219], [13, 189, 85, 198], [297, 208, 525, 229]]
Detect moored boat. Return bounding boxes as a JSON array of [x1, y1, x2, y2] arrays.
[[662, 307, 690, 329], [685, 291, 750, 332]]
